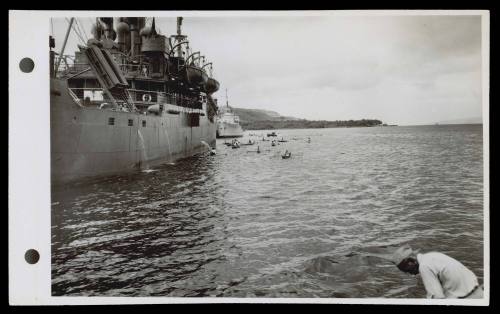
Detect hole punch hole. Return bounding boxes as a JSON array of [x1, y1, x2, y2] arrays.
[[19, 58, 35, 73], [25, 249, 40, 264]]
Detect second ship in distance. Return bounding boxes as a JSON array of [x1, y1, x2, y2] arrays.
[[216, 89, 244, 138]]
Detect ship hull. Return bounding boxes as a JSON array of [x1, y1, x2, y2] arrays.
[[216, 123, 244, 138], [51, 79, 216, 184]]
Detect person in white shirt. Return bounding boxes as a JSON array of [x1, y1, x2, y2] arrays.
[[392, 245, 483, 299]]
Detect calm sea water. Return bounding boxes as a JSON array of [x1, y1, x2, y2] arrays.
[[51, 125, 484, 298]]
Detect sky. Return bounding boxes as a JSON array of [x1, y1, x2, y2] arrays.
[[52, 13, 484, 125]]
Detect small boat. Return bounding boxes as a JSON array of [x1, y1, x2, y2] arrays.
[[267, 132, 277, 137], [261, 137, 269, 141], [271, 140, 276, 147], [281, 150, 291, 159], [257, 146, 261, 154], [278, 137, 288, 143], [307, 137, 311, 143], [241, 139, 255, 146], [210, 149, 216, 155]]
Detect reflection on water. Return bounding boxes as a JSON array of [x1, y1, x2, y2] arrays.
[[51, 125, 484, 297]]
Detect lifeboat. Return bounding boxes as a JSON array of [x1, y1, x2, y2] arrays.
[[205, 77, 220, 94], [186, 64, 208, 86], [202, 70, 209, 85]]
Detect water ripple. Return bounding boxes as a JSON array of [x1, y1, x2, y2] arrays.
[[52, 125, 484, 298]]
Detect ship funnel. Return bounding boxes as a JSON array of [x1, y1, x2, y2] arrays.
[[91, 21, 103, 40], [139, 18, 157, 38], [116, 18, 130, 52], [177, 17, 183, 35], [99, 17, 115, 39], [127, 17, 142, 58]]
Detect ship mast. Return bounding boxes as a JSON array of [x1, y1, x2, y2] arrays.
[[54, 17, 74, 76], [173, 17, 187, 58], [225, 88, 229, 108]]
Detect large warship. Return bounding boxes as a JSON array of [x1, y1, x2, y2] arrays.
[[50, 17, 220, 183]]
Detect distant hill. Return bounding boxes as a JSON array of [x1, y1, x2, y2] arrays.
[[436, 117, 483, 125], [231, 107, 300, 123], [228, 106, 382, 130]]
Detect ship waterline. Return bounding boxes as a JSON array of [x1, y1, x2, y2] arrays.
[[216, 123, 244, 138]]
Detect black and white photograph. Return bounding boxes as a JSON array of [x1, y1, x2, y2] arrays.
[[9, 10, 489, 304]]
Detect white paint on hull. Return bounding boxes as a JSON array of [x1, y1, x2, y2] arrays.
[[216, 123, 243, 138]]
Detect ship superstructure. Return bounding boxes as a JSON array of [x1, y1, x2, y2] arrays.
[[50, 17, 220, 183], [216, 89, 243, 138]]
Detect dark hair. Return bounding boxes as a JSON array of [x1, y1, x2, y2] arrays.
[[397, 257, 418, 272]]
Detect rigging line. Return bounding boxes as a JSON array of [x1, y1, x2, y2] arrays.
[[65, 17, 85, 45], [78, 21, 88, 42], [78, 19, 89, 41], [87, 17, 95, 37], [74, 29, 86, 45], [71, 22, 86, 45], [73, 19, 84, 41], [68, 18, 86, 44], [88, 17, 95, 36], [73, 20, 86, 44], [75, 18, 89, 42]]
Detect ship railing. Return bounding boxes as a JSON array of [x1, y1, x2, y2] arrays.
[[117, 63, 154, 78], [127, 89, 203, 110], [68, 88, 112, 107], [59, 62, 155, 79], [57, 63, 91, 75], [67, 88, 84, 107], [54, 55, 75, 71], [68, 88, 135, 112], [69, 87, 204, 112]]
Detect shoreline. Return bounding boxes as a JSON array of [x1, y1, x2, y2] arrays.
[[240, 123, 483, 132]]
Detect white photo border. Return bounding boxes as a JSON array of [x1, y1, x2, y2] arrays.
[[8, 9, 490, 305]]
